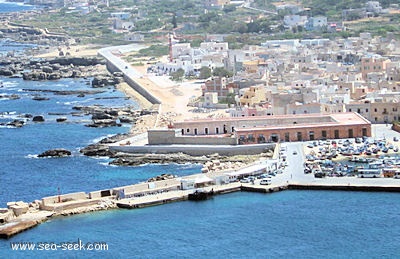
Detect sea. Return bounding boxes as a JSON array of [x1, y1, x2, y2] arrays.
[[1, 3, 400, 258], [0, 0, 34, 13]]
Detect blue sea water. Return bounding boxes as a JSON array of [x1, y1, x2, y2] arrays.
[[0, 1, 34, 13], [0, 75, 202, 204], [1, 191, 400, 258]]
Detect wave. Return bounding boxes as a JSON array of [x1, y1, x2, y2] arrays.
[[0, 125, 17, 128], [91, 134, 116, 144], [63, 101, 79, 105], [99, 161, 116, 167], [25, 154, 39, 159], [1, 81, 18, 88]]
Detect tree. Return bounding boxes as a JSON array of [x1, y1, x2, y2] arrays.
[[199, 66, 212, 79], [172, 13, 177, 29], [223, 4, 236, 13], [213, 67, 233, 78], [170, 68, 185, 81]]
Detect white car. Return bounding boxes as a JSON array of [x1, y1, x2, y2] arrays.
[[260, 179, 271, 185], [240, 178, 251, 183]]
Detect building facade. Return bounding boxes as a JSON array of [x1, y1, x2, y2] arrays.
[[171, 113, 371, 144]]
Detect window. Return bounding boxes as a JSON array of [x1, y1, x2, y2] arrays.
[[257, 134, 266, 143], [297, 132, 302, 141], [334, 130, 339, 139], [309, 131, 315, 141], [216, 127, 219, 134], [285, 132, 290, 142], [186, 128, 190, 133], [375, 108, 377, 112], [322, 130, 327, 138], [194, 128, 198, 135], [271, 134, 279, 142], [205, 128, 209, 135], [349, 109, 352, 112], [366, 109, 369, 112], [348, 129, 353, 138], [362, 128, 367, 136], [248, 134, 255, 142]]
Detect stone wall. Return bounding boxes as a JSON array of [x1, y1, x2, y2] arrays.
[[99, 49, 161, 105], [41, 192, 87, 207], [148, 129, 237, 145], [123, 75, 161, 104], [110, 143, 275, 156]]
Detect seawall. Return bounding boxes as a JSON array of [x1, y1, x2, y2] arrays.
[[98, 45, 161, 106]]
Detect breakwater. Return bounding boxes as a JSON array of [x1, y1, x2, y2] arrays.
[[97, 45, 161, 106]]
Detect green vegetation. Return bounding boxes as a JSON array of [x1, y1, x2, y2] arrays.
[[137, 45, 169, 57], [219, 92, 236, 105], [199, 67, 212, 80], [12, 0, 400, 47], [213, 67, 233, 78], [170, 68, 185, 81]]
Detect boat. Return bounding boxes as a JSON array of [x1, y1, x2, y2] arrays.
[[188, 189, 214, 201]]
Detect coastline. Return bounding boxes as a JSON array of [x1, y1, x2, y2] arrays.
[[2, 40, 400, 239]]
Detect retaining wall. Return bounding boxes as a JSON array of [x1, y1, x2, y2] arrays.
[[110, 143, 275, 156]]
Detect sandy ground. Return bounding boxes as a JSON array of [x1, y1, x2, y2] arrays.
[[34, 44, 102, 58]]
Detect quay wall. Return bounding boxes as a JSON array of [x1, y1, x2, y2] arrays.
[[288, 184, 400, 192], [112, 179, 181, 196], [110, 143, 275, 156]]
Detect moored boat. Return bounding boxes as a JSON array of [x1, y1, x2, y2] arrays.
[[188, 189, 214, 201]]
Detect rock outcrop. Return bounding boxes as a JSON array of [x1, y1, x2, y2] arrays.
[[32, 115, 45, 122], [38, 148, 72, 158]]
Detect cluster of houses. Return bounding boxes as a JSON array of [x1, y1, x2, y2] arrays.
[[155, 32, 400, 126], [282, 1, 389, 32]]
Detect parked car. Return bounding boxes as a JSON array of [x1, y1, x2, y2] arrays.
[[257, 173, 270, 179], [293, 151, 298, 155], [260, 179, 272, 185], [240, 178, 251, 183]]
